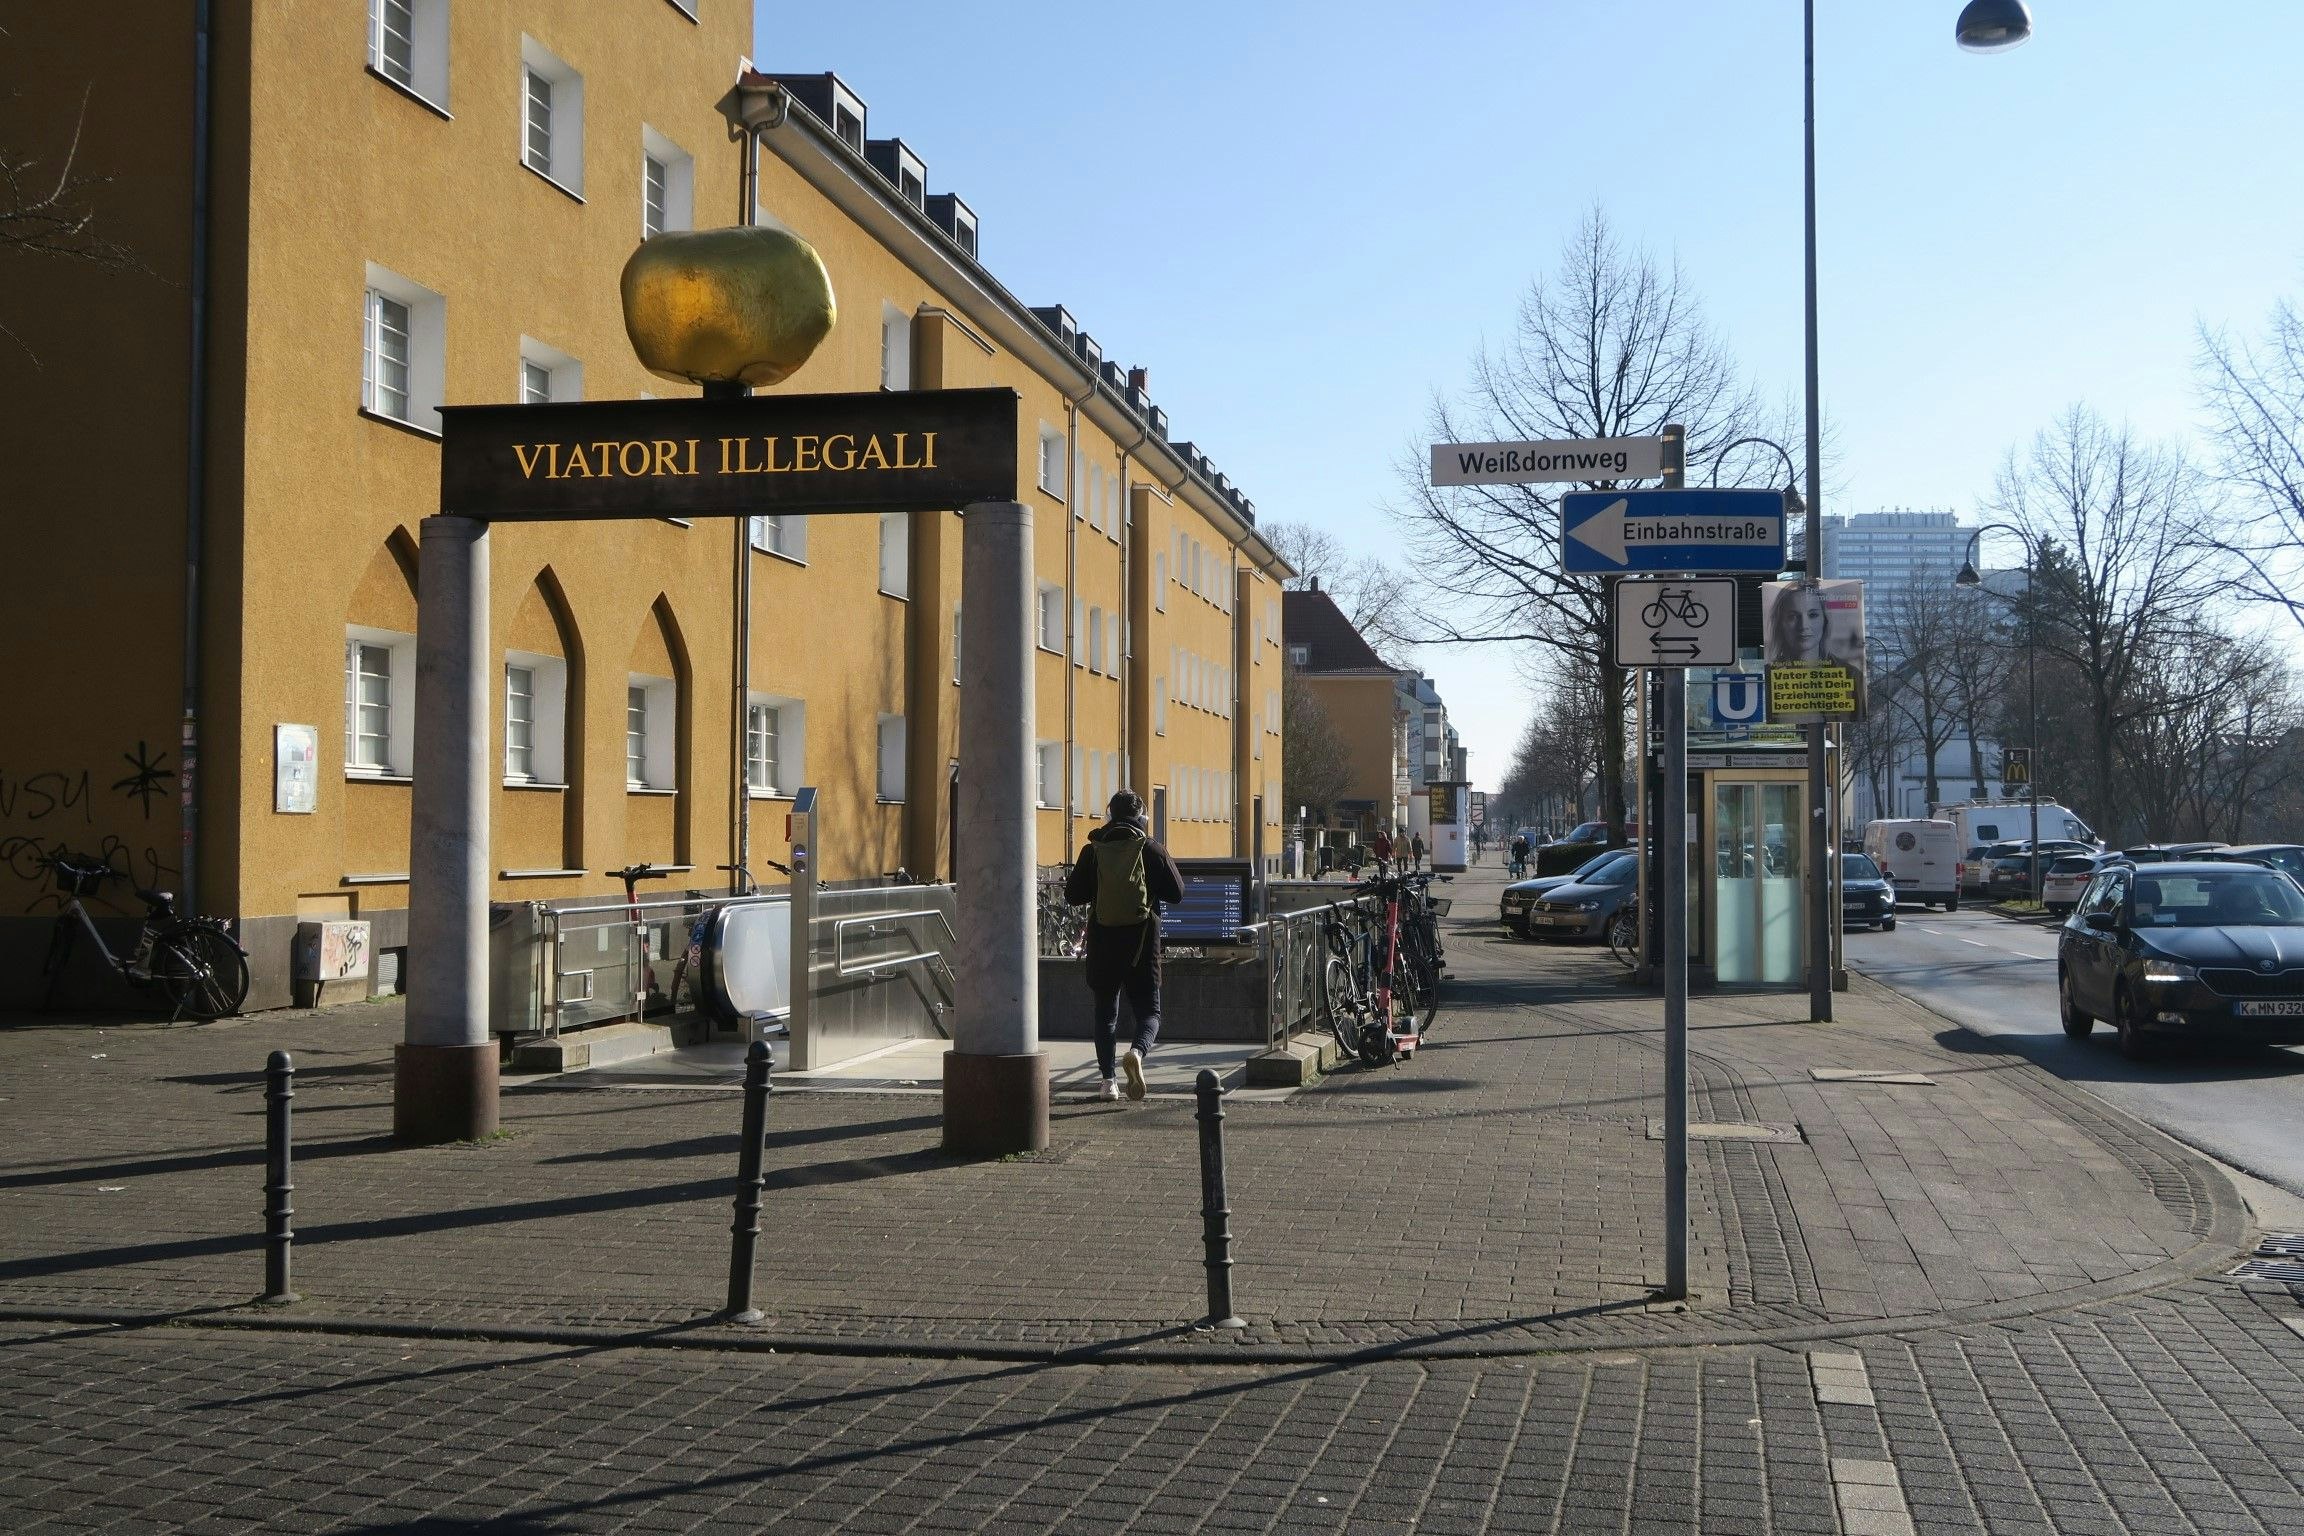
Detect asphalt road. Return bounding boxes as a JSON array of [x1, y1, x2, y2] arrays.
[[1846, 906, 2304, 1198]]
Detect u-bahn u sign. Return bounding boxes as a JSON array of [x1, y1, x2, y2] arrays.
[[438, 386, 1019, 521]]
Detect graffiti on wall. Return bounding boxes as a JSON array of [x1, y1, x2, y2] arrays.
[[2, 747, 182, 900], [111, 742, 176, 818]]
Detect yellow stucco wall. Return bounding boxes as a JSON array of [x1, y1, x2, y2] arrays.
[[3, 0, 1292, 1008]]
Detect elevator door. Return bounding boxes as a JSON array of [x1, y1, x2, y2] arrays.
[[1713, 780, 1806, 985]]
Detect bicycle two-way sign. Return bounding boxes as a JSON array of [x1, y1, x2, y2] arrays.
[[1612, 577, 1736, 670]]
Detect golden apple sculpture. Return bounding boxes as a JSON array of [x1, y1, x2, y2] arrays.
[[620, 225, 836, 388]]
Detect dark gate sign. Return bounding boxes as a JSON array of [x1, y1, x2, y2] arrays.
[[438, 387, 1018, 520]]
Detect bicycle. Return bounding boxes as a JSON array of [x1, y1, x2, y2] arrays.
[[1639, 586, 1709, 629], [1605, 897, 1641, 970], [37, 853, 250, 1021], [1037, 871, 1087, 958]]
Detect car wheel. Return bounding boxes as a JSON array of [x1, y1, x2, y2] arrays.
[[1946, 896, 1960, 912], [1880, 918, 1896, 932], [2114, 981, 2154, 1061], [2059, 968, 2092, 1039]]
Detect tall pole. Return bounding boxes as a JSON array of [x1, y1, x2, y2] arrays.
[[725, 126, 760, 896], [1801, 0, 1833, 1021], [1660, 663, 1689, 1300], [2026, 557, 2040, 898]]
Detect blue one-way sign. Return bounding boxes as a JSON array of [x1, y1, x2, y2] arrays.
[[1559, 488, 1789, 574]]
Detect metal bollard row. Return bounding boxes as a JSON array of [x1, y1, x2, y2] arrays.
[[724, 1039, 773, 1324], [1194, 1068, 1246, 1330], [258, 1050, 299, 1306]]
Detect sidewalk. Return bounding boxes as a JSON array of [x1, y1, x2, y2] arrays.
[[0, 863, 2257, 1363]]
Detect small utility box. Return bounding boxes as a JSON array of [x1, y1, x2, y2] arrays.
[[293, 919, 372, 1008]]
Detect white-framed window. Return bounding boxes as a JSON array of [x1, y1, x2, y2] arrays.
[[1288, 644, 1309, 666], [626, 674, 675, 789], [1104, 474, 1120, 542], [1084, 462, 1101, 527], [877, 513, 910, 599], [880, 301, 912, 391], [749, 514, 807, 562], [344, 625, 415, 776], [876, 715, 907, 802], [743, 694, 803, 796], [519, 37, 584, 194], [1106, 621, 1121, 677], [1036, 741, 1063, 808], [1071, 744, 1085, 810], [952, 604, 962, 684], [1154, 552, 1166, 612], [1037, 582, 1064, 653], [1086, 607, 1104, 676], [1104, 752, 1119, 808], [1037, 425, 1065, 498], [1087, 748, 1103, 810], [502, 650, 568, 784], [1071, 597, 1086, 667], [1154, 680, 1166, 737], [638, 125, 693, 238], [367, 0, 448, 107], [517, 336, 582, 403], [361, 264, 444, 430]]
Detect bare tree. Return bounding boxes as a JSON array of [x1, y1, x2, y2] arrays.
[[1990, 407, 2223, 842], [1942, 584, 2005, 800], [2120, 627, 2302, 841], [1262, 519, 1414, 659], [1393, 208, 1777, 843], [1279, 668, 1353, 825], [2198, 302, 2304, 632], [1871, 564, 1967, 808]]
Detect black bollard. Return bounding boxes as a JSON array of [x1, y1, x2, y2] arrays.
[[1194, 1068, 1246, 1330], [724, 1039, 773, 1324], [258, 1050, 299, 1305]]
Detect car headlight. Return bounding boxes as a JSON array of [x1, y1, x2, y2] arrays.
[[1575, 899, 1601, 912], [2142, 961, 2197, 984]]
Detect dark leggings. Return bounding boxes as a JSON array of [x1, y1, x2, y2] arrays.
[[1092, 965, 1161, 1079]]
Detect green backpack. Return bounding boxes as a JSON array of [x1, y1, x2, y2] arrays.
[[1090, 828, 1153, 926]]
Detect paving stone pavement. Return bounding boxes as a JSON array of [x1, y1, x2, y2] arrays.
[[0, 864, 2253, 1358]]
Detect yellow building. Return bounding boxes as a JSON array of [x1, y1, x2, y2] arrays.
[[0, 1, 1289, 1011], [1283, 588, 1413, 838]]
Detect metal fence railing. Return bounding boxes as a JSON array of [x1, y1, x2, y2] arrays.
[[490, 889, 790, 1038]]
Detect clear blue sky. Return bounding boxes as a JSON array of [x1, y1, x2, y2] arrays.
[[752, 1, 2303, 789]]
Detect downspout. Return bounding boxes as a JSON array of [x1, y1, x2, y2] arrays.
[[181, 0, 214, 912], [1059, 376, 1091, 848], [721, 96, 780, 894], [1109, 419, 1150, 789]]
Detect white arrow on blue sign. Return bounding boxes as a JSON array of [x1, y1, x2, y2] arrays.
[[1559, 488, 1789, 574]]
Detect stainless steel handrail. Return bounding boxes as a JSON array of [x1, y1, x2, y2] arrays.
[[830, 907, 959, 979]]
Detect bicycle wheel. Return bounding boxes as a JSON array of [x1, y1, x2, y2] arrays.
[[1605, 907, 1640, 970], [1403, 926, 1441, 1032], [150, 925, 249, 1020], [1322, 954, 1365, 1061]]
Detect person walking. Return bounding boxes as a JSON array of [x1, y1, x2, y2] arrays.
[[1064, 790, 1185, 1102], [1410, 831, 1426, 870], [1508, 832, 1531, 878], [1370, 825, 1395, 870]]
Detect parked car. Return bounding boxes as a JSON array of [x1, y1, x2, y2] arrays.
[[1537, 822, 1637, 877], [1960, 840, 2026, 897], [1841, 853, 1897, 932], [2040, 852, 2114, 915], [2201, 844, 2304, 886], [1524, 856, 1640, 941], [2056, 861, 2304, 1059], [1500, 850, 1634, 936], [1986, 841, 2100, 899]]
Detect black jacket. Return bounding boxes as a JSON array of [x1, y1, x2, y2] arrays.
[[1064, 819, 1185, 990]]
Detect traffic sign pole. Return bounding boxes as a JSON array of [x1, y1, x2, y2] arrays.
[[1660, 661, 1689, 1302]]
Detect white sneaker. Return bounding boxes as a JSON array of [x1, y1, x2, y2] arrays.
[[1097, 1077, 1120, 1102], [1120, 1047, 1146, 1101]]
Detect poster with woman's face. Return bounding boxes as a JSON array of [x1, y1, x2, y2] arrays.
[[1761, 580, 1866, 719]]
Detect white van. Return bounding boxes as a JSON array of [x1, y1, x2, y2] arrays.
[[1932, 799, 2101, 894], [1863, 819, 1960, 910]]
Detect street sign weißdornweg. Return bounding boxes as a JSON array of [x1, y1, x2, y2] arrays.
[[1429, 434, 1669, 487], [1559, 488, 1788, 575]]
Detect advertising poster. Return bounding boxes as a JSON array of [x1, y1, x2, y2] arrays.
[[1760, 579, 1866, 721], [275, 723, 318, 814]]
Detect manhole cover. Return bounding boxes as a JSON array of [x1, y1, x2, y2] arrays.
[[1809, 1068, 1936, 1086], [2257, 1233, 2304, 1259], [2224, 1259, 2304, 1284], [1647, 1119, 1804, 1144]]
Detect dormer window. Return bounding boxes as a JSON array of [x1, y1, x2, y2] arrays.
[[865, 138, 927, 211], [833, 103, 862, 149]]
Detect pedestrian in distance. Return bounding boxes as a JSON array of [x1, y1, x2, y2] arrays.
[[1371, 825, 1395, 870], [1064, 790, 1185, 1102], [1410, 831, 1426, 870]]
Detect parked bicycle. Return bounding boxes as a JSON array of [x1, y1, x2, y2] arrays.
[[36, 853, 249, 1021], [1319, 869, 1449, 1065]]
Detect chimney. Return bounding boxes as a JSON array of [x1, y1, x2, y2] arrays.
[[1127, 366, 1149, 394]]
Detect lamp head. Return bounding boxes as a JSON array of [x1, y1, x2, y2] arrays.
[[1955, 560, 1984, 588], [1956, 0, 2033, 52], [715, 69, 788, 135]]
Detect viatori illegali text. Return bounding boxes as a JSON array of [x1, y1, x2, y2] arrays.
[[511, 432, 942, 481]]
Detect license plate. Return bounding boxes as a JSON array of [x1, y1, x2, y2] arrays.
[[2237, 1000, 2304, 1017]]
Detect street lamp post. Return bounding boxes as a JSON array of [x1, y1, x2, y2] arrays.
[[1796, 0, 2030, 1018], [1957, 524, 2041, 899]]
